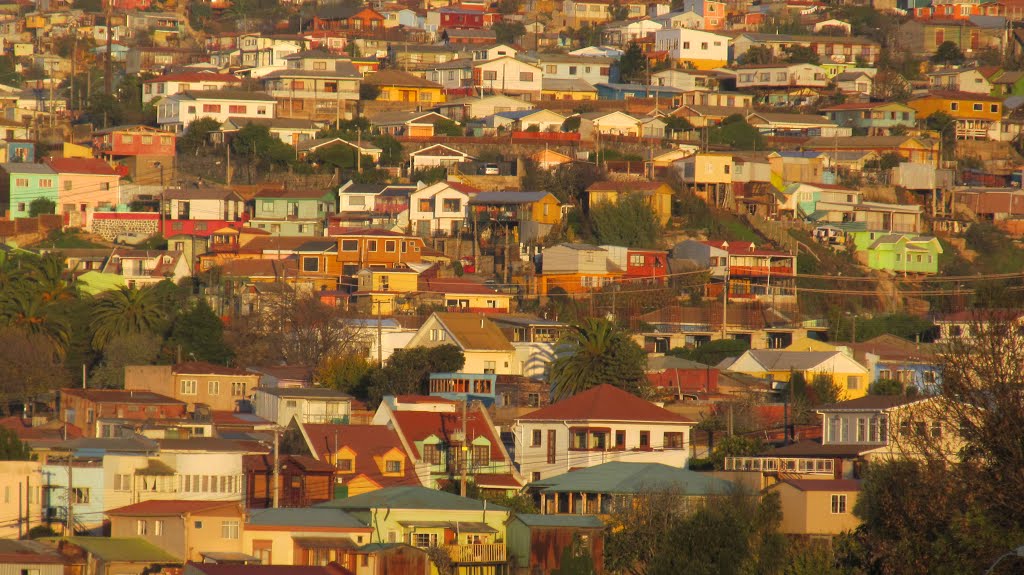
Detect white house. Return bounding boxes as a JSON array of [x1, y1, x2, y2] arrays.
[[156, 89, 278, 132], [142, 71, 242, 104], [408, 181, 474, 237], [406, 312, 517, 375], [654, 28, 730, 69], [577, 110, 643, 139], [512, 384, 695, 482], [434, 94, 534, 122], [518, 53, 615, 86], [473, 56, 543, 100], [251, 387, 354, 426], [408, 143, 474, 171], [734, 63, 829, 90], [491, 108, 566, 132], [603, 18, 663, 45], [652, 68, 718, 91]]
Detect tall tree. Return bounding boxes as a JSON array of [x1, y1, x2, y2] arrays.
[[0, 427, 31, 460], [366, 345, 465, 405], [0, 327, 68, 411], [90, 332, 164, 389], [738, 45, 776, 65], [549, 318, 647, 400], [1, 292, 70, 358], [90, 286, 166, 350], [589, 194, 662, 249], [618, 42, 647, 83], [931, 40, 965, 65], [170, 300, 233, 364]]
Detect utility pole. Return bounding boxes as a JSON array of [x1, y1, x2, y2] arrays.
[[66, 460, 74, 535], [104, 1, 113, 98], [460, 399, 468, 498], [720, 269, 729, 338], [376, 300, 383, 367], [272, 427, 280, 508]]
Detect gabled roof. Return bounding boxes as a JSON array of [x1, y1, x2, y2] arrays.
[[469, 191, 553, 205], [246, 507, 368, 529], [517, 384, 694, 423], [45, 157, 120, 176], [542, 78, 597, 92], [408, 143, 471, 157], [106, 500, 239, 516], [530, 462, 732, 495], [300, 423, 420, 490], [817, 394, 921, 412], [318, 485, 507, 511], [511, 514, 604, 528], [371, 111, 451, 126], [431, 312, 514, 351], [60, 537, 181, 563], [364, 69, 443, 89], [390, 405, 507, 460]]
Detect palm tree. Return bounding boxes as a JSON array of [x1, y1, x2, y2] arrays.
[[28, 254, 75, 303], [1, 292, 70, 358], [91, 286, 166, 350], [549, 318, 647, 401]]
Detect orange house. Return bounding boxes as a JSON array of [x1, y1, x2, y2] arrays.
[[332, 228, 429, 280], [907, 90, 1003, 140]]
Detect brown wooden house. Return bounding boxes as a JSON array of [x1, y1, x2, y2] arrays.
[[506, 514, 605, 574], [244, 454, 337, 508]]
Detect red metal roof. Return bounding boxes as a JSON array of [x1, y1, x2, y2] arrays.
[[106, 500, 240, 516], [0, 416, 83, 441], [302, 424, 423, 489], [392, 407, 507, 460], [145, 72, 242, 84], [517, 384, 696, 424], [45, 157, 120, 176], [417, 277, 500, 295], [779, 479, 862, 492]]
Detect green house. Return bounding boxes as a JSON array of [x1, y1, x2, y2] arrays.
[[989, 70, 1024, 97], [0, 162, 58, 219], [249, 188, 337, 236], [851, 232, 942, 274]]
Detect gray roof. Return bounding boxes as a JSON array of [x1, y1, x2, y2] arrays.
[[647, 355, 711, 371], [541, 78, 596, 92], [255, 387, 353, 399], [745, 350, 841, 371], [318, 486, 508, 512], [246, 507, 366, 529], [556, 242, 605, 251], [520, 53, 615, 65], [511, 514, 604, 528], [748, 112, 834, 125], [1, 162, 55, 174], [177, 89, 277, 102], [222, 117, 321, 130], [530, 462, 734, 495], [469, 191, 553, 205], [444, 28, 497, 38], [818, 395, 921, 412], [370, 110, 449, 125]]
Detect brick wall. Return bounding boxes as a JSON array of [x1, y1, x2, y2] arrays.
[[91, 212, 160, 241]]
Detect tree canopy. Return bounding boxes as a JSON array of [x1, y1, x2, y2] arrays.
[[549, 318, 647, 400], [589, 194, 662, 249]]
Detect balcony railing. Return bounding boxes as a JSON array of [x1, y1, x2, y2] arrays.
[[443, 544, 505, 563], [724, 456, 834, 475], [729, 265, 794, 278]]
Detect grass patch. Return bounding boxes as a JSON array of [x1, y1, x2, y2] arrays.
[[33, 229, 107, 249]]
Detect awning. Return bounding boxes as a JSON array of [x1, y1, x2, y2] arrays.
[[397, 521, 497, 534], [199, 552, 260, 564], [292, 537, 360, 550]]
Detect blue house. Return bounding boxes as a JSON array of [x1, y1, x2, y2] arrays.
[[428, 372, 497, 406], [848, 334, 941, 394], [595, 83, 684, 101]]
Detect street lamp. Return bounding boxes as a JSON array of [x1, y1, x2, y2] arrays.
[[984, 545, 1024, 575]]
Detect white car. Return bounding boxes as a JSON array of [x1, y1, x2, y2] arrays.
[[483, 163, 500, 175]]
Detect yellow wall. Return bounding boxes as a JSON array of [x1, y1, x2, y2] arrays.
[[378, 86, 446, 104], [692, 153, 734, 184], [362, 270, 419, 293], [908, 96, 1002, 121], [774, 484, 861, 535], [542, 89, 597, 101], [527, 195, 562, 225], [745, 369, 867, 399], [442, 292, 512, 310]]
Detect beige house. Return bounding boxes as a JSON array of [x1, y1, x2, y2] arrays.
[[243, 507, 373, 565], [0, 460, 42, 538], [105, 500, 245, 562], [406, 312, 516, 375], [124, 362, 261, 412], [768, 479, 861, 536]]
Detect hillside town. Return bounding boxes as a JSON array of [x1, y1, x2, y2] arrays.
[[0, 0, 1023, 573]]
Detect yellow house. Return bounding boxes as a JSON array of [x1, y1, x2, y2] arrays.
[[907, 91, 1003, 140], [585, 180, 674, 226], [407, 312, 517, 375], [416, 277, 512, 313], [784, 337, 839, 352], [678, 152, 734, 205], [353, 268, 419, 315], [365, 69, 446, 104], [768, 479, 861, 536], [244, 508, 375, 566], [722, 349, 871, 399], [295, 422, 423, 497], [541, 78, 598, 101]]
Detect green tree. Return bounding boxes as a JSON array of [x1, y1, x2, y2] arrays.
[[618, 42, 647, 84], [366, 345, 465, 405], [663, 115, 693, 136], [178, 117, 222, 155], [549, 318, 647, 400], [782, 45, 820, 65], [552, 535, 597, 575], [170, 300, 233, 364], [608, 0, 630, 20], [371, 134, 402, 165], [91, 332, 164, 389], [926, 110, 957, 161], [492, 21, 526, 44], [738, 45, 776, 65], [433, 119, 464, 136], [90, 286, 166, 350], [668, 339, 749, 366], [232, 123, 296, 171], [0, 427, 31, 460], [708, 435, 762, 470], [708, 114, 765, 151], [359, 83, 381, 101], [316, 353, 373, 397], [810, 373, 843, 405], [0, 327, 68, 412], [588, 193, 662, 249], [1, 292, 70, 358], [932, 40, 965, 65], [28, 198, 56, 217], [869, 378, 905, 396]]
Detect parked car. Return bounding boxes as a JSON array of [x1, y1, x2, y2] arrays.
[[483, 163, 500, 175]]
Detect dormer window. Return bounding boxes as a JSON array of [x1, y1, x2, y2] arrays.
[[337, 458, 353, 472]]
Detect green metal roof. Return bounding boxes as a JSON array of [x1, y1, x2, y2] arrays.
[[62, 537, 181, 563], [247, 507, 368, 529], [317, 486, 509, 512], [529, 462, 734, 496], [511, 514, 605, 528]]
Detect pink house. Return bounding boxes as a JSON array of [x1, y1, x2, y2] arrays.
[[45, 158, 122, 230]]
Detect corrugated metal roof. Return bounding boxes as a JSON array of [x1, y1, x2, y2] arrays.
[[247, 507, 367, 529], [317, 486, 508, 512], [530, 462, 733, 495]]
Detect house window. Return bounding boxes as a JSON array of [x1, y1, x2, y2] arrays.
[[527, 393, 540, 407], [484, 361, 496, 374], [414, 533, 437, 548], [231, 382, 245, 397], [856, 417, 867, 442], [520, 72, 534, 82], [483, 71, 498, 81], [847, 376, 860, 390], [154, 520, 163, 536], [14, 178, 27, 187], [422, 444, 442, 465], [208, 381, 220, 395], [991, 104, 999, 113], [137, 520, 147, 535], [614, 430, 625, 449], [337, 458, 353, 471], [950, 102, 958, 111], [973, 103, 983, 111], [367, 240, 377, 251], [931, 421, 942, 438], [180, 380, 197, 395], [472, 445, 489, 466], [531, 430, 542, 446], [385, 460, 402, 473], [114, 474, 131, 491], [70, 488, 89, 504], [303, 257, 320, 272], [221, 520, 240, 539], [202, 104, 222, 113], [831, 494, 847, 514], [228, 105, 247, 114], [341, 239, 359, 251], [639, 431, 650, 449], [664, 432, 684, 449], [385, 240, 396, 252], [257, 106, 267, 115]]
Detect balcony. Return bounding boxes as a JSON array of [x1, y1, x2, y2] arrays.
[[443, 544, 505, 564], [729, 265, 794, 278], [724, 456, 834, 475]]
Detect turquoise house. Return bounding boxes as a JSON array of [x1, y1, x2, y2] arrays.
[[0, 162, 58, 219], [851, 231, 942, 274], [249, 188, 337, 236]]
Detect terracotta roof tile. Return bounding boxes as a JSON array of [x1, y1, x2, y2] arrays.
[[302, 424, 422, 489], [392, 408, 506, 460], [517, 384, 695, 423]]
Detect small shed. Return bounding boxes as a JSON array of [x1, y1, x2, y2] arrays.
[[506, 514, 605, 575]]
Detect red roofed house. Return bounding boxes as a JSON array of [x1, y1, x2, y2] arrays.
[[371, 395, 524, 496], [59, 388, 188, 438], [44, 157, 122, 231], [765, 479, 861, 536], [142, 71, 243, 105], [92, 125, 177, 186], [511, 384, 696, 482], [124, 362, 262, 412], [283, 422, 421, 497], [672, 239, 796, 303], [105, 500, 245, 562]]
